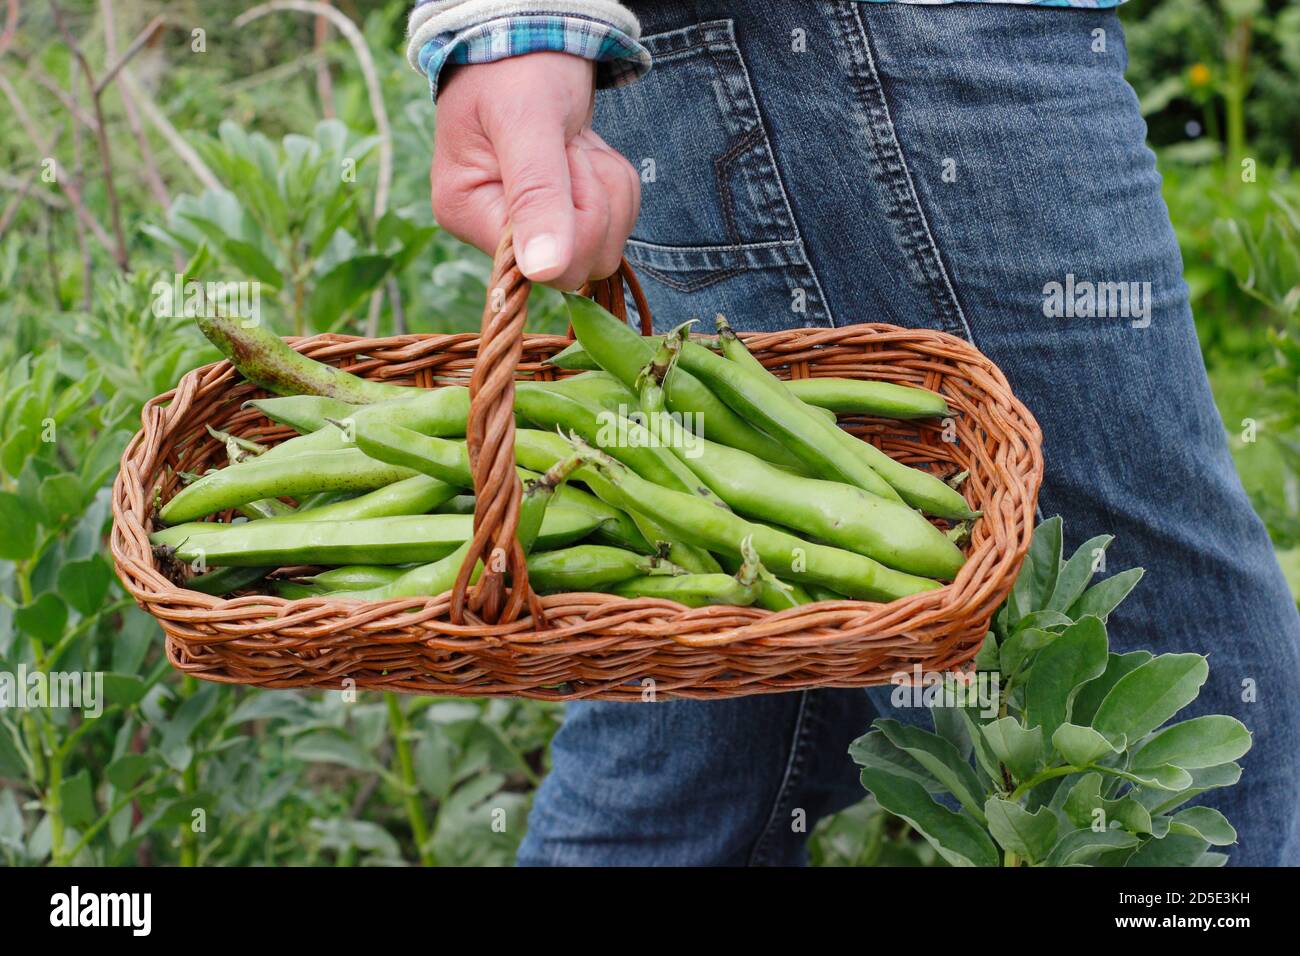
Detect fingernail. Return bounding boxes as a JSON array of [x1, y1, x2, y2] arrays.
[[519, 234, 560, 277]]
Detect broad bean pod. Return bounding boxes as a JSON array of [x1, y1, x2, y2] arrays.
[[582, 446, 941, 602]]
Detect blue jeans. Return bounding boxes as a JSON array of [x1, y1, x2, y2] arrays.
[[518, 1, 1300, 866]]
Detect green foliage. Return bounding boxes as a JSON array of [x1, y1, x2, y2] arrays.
[[0, 263, 563, 864], [143, 119, 421, 335], [850, 519, 1250, 867], [1213, 187, 1300, 320], [1206, 184, 1300, 569], [1123, 0, 1300, 162]]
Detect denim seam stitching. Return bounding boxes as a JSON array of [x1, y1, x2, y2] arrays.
[[701, 25, 788, 246], [716, 18, 836, 328], [839, 2, 974, 345], [638, 20, 734, 59], [627, 237, 806, 255], [747, 690, 816, 866], [632, 261, 745, 293], [643, 41, 730, 64], [714, 125, 767, 245]]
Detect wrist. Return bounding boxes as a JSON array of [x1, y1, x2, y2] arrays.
[[437, 50, 595, 103]]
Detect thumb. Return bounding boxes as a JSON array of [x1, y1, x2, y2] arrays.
[[493, 119, 576, 283]]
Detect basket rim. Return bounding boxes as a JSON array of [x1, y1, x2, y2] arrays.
[[109, 322, 1043, 654]]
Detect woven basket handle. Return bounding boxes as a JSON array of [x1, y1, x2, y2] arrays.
[[450, 234, 653, 625]]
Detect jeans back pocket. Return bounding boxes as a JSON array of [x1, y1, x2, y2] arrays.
[[594, 20, 833, 331]]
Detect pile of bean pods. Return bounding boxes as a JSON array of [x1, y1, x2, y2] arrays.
[[154, 296, 978, 608]]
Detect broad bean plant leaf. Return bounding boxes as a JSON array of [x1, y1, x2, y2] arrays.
[[1067, 567, 1145, 622], [1045, 534, 1113, 611], [848, 729, 944, 793], [1010, 515, 1062, 622], [851, 517, 1251, 866], [873, 720, 988, 823], [1062, 774, 1153, 834], [153, 119, 421, 337], [1092, 654, 1209, 742], [984, 797, 1057, 863], [1132, 762, 1243, 815], [1023, 616, 1108, 742], [1069, 651, 1153, 727], [1130, 715, 1252, 771], [859, 768, 1000, 868], [1052, 724, 1125, 767], [980, 717, 1044, 783], [1169, 807, 1237, 846]]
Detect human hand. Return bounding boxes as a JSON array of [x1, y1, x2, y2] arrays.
[[430, 52, 640, 290]]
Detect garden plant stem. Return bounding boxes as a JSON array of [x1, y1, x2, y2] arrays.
[[385, 693, 435, 866]]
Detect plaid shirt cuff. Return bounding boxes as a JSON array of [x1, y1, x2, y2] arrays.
[[416, 14, 650, 98]]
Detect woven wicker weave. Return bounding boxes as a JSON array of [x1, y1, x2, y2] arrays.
[[110, 248, 1042, 700]]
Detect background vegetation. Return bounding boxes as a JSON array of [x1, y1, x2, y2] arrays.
[[0, 0, 1294, 866]]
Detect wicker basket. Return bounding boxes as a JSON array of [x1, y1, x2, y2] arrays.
[[110, 241, 1043, 700]]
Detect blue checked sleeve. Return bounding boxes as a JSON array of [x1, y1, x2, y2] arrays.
[[411, 14, 651, 98]]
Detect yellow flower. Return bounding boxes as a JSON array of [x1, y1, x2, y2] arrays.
[[1188, 63, 1212, 88]]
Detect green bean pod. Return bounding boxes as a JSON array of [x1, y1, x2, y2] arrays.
[[832, 429, 978, 520], [248, 395, 358, 435], [343, 420, 470, 486], [176, 485, 432, 594], [565, 294, 808, 471], [159, 449, 420, 524], [196, 313, 408, 403], [673, 334, 901, 501], [612, 573, 759, 608], [552, 335, 950, 420], [714, 320, 975, 519], [301, 565, 407, 590], [545, 339, 605, 371], [248, 386, 472, 463], [583, 446, 941, 602], [783, 377, 949, 419], [294, 475, 455, 521], [512, 429, 722, 574], [543, 371, 639, 413], [527, 544, 684, 593], [518, 452, 584, 554], [186, 565, 271, 596], [513, 384, 723, 505], [516, 484, 552, 557], [691, 436, 962, 578], [332, 539, 480, 602], [164, 508, 600, 567], [637, 341, 965, 579], [162, 465, 452, 529], [435, 494, 477, 514], [251, 378, 623, 443], [708, 321, 833, 461]]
